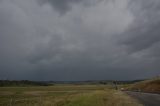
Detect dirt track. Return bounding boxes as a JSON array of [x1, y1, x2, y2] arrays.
[[125, 91, 160, 106]]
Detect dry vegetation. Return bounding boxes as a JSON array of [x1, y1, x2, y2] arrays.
[[0, 85, 143, 106], [125, 77, 160, 94]]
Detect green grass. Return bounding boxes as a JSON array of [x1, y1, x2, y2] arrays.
[[0, 85, 143, 106]]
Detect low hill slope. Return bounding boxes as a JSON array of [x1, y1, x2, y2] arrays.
[[126, 77, 160, 94]]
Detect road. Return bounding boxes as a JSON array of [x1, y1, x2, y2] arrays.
[[125, 91, 160, 106]]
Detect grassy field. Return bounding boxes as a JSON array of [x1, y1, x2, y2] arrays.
[[0, 85, 143, 106]]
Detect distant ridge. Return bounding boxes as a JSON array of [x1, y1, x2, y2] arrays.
[[0, 80, 51, 87]]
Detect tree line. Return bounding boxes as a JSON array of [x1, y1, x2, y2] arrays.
[[0, 80, 51, 87]]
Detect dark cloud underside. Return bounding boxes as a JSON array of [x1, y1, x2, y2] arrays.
[[0, 0, 160, 81]]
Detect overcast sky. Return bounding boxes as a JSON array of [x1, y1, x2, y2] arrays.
[[0, 0, 160, 81]]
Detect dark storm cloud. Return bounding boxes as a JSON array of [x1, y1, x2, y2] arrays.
[[0, 0, 160, 81], [38, 0, 84, 14], [123, 0, 160, 52]]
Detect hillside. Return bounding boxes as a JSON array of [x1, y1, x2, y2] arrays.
[[126, 77, 160, 94]]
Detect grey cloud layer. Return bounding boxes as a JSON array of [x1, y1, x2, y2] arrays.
[[123, 0, 160, 52], [39, 0, 84, 14], [0, 0, 159, 80]]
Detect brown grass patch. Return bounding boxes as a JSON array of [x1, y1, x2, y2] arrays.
[[126, 77, 160, 93]]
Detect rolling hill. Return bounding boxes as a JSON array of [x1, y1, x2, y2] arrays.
[[125, 77, 160, 94]]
